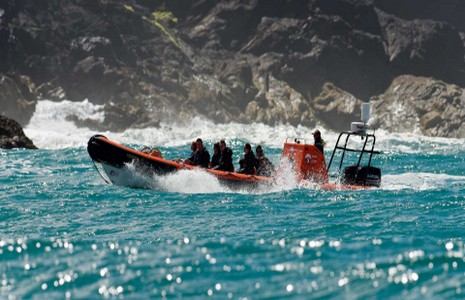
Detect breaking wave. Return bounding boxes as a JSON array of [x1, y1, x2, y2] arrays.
[[25, 100, 464, 153]]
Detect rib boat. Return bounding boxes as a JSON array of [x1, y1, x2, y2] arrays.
[[87, 104, 381, 191]]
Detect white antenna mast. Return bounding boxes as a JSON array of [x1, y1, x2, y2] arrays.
[[361, 103, 371, 124], [351, 102, 371, 135]]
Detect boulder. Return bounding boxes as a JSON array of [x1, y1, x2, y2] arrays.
[[0, 115, 37, 149], [370, 75, 465, 138], [311, 82, 364, 132], [244, 73, 316, 127], [313, 0, 381, 34]]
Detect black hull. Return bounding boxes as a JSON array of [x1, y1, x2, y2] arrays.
[[88, 135, 178, 176]]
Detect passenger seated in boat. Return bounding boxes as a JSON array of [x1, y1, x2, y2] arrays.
[[238, 143, 256, 175], [209, 142, 220, 169], [192, 138, 210, 168], [214, 139, 234, 172], [255, 145, 274, 177], [313, 129, 325, 154], [183, 141, 197, 164]]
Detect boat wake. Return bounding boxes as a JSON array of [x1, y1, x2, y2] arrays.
[[151, 169, 226, 194], [114, 160, 301, 195], [381, 172, 465, 191], [98, 157, 465, 194]]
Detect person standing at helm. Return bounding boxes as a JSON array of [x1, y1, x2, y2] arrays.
[[313, 129, 325, 154]]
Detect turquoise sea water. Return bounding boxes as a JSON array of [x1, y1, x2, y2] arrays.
[[2, 134, 465, 299], [1, 100, 465, 299]]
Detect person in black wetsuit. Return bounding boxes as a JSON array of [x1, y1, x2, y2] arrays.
[[209, 142, 220, 169], [183, 141, 197, 165], [255, 145, 274, 177], [313, 129, 325, 154], [192, 138, 210, 168], [214, 139, 234, 172], [238, 143, 256, 175]]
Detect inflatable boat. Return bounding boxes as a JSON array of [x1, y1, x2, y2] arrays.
[[87, 131, 380, 191], [87, 105, 381, 191]]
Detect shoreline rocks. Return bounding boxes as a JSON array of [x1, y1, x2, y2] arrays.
[[0, 115, 37, 149]]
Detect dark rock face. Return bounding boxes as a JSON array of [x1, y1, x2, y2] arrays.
[[377, 10, 464, 84], [375, 0, 465, 33], [0, 74, 37, 126], [370, 75, 465, 138], [0, 115, 37, 149], [0, 0, 464, 136]]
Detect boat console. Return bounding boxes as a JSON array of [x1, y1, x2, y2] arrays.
[[281, 138, 328, 183], [281, 103, 382, 188]]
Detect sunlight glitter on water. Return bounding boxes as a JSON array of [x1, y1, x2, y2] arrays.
[[2, 234, 465, 298]]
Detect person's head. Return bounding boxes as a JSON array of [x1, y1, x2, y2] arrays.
[[213, 142, 220, 154], [219, 140, 226, 151], [196, 138, 204, 150], [244, 143, 251, 154], [313, 129, 321, 140], [190, 141, 197, 152], [256, 145, 263, 157]]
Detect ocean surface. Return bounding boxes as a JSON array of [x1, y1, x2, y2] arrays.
[[1, 100, 465, 299]]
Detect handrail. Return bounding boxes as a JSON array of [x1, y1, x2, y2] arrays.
[[333, 147, 380, 154], [327, 131, 379, 174]]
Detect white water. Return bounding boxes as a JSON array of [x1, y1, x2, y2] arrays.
[[24, 100, 105, 149], [25, 100, 319, 149], [25, 100, 465, 152], [118, 157, 300, 194]]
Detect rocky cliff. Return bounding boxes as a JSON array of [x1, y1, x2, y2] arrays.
[[1, 0, 464, 137]]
